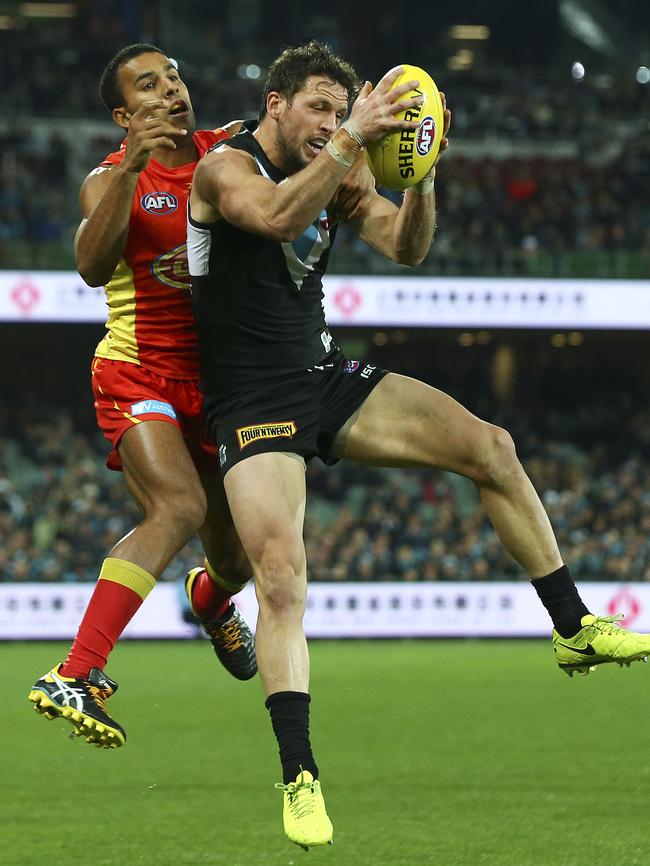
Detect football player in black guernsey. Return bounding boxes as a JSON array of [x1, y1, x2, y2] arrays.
[[188, 41, 638, 850]]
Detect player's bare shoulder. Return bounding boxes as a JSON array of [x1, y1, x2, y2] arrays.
[[191, 145, 258, 222], [79, 163, 118, 216], [194, 144, 258, 190]]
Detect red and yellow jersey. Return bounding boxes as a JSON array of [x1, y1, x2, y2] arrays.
[[93, 129, 227, 380]]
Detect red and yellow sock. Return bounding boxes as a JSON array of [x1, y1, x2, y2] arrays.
[[190, 560, 248, 622], [60, 557, 156, 678]]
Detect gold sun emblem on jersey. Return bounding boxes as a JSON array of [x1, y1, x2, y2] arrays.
[[151, 243, 190, 290]]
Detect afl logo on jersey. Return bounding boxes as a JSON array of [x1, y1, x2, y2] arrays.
[[141, 191, 178, 215]]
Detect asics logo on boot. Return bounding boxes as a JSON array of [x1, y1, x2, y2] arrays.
[[49, 672, 86, 709], [557, 641, 596, 656]]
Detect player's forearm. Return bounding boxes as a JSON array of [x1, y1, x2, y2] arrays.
[[393, 178, 436, 266], [76, 167, 139, 287], [269, 129, 359, 240]]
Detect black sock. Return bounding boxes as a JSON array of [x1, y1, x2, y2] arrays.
[[266, 691, 318, 784], [532, 565, 590, 638]]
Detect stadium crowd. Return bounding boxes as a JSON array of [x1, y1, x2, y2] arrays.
[[2, 384, 650, 585], [3, 10, 648, 132], [336, 142, 650, 278], [2, 6, 649, 277], [2, 135, 649, 278]]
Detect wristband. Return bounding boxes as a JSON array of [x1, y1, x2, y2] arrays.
[[325, 139, 354, 168], [414, 171, 435, 195], [339, 118, 365, 149]]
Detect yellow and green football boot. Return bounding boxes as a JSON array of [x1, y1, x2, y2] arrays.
[[28, 664, 126, 748], [554, 614, 650, 677], [275, 770, 333, 851]]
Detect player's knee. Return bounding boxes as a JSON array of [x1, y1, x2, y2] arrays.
[[257, 580, 306, 619], [254, 547, 306, 618], [473, 423, 520, 487]]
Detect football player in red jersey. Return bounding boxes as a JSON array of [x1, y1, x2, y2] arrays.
[[27, 44, 258, 748]]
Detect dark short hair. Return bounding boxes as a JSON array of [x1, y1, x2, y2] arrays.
[[260, 40, 361, 119], [99, 43, 166, 112]]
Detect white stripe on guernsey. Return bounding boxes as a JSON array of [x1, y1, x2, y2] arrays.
[[187, 215, 212, 277], [49, 670, 86, 710], [281, 224, 330, 292], [254, 156, 270, 180], [253, 155, 331, 291], [188, 142, 248, 277]]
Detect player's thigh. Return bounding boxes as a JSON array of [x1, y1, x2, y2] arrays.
[[223, 452, 307, 572], [198, 473, 250, 579], [119, 419, 206, 515], [342, 372, 500, 477]]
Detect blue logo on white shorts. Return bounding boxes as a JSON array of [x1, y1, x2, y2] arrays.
[[131, 400, 177, 419]]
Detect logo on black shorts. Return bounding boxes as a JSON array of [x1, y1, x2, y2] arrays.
[[236, 421, 297, 450]]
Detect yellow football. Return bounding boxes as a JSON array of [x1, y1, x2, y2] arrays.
[[366, 64, 444, 191]]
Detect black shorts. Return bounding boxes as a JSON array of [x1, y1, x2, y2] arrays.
[[209, 354, 388, 476]]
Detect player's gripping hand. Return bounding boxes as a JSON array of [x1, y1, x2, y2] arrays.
[[121, 100, 189, 174], [434, 91, 452, 165], [348, 66, 424, 144]]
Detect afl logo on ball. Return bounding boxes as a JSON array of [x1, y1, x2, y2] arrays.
[[416, 116, 436, 157], [140, 192, 178, 215]]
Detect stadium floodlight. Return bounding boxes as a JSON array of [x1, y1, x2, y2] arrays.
[[560, 0, 615, 56], [19, 2, 76, 16], [637, 67, 650, 85], [571, 62, 585, 80], [449, 25, 490, 41]]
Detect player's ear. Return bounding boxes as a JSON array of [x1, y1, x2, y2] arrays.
[[113, 106, 131, 130], [266, 92, 283, 120]]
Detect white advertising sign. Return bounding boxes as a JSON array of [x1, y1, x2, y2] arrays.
[[1, 271, 650, 329], [0, 582, 646, 640], [0, 271, 107, 322], [321, 276, 650, 329]]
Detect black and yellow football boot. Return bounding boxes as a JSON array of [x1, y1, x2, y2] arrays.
[[185, 568, 257, 681], [28, 664, 126, 749]]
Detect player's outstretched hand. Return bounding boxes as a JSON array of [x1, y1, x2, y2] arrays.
[[122, 100, 188, 173], [349, 66, 423, 144]]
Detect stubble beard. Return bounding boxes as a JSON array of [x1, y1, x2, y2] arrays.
[[276, 119, 308, 175]]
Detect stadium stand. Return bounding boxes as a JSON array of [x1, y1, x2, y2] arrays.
[[3, 341, 649, 585], [1, 8, 649, 277]]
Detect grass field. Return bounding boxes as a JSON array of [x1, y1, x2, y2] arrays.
[[5, 640, 650, 866]]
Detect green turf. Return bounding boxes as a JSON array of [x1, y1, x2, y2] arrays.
[[6, 640, 650, 866]]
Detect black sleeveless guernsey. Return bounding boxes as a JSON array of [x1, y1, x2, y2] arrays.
[[188, 125, 339, 406]]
